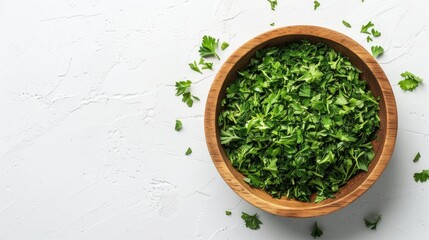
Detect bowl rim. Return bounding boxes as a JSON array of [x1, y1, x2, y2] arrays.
[[204, 25, 398, 217]]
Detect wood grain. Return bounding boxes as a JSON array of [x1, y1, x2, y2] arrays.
[[204, 26, 398, 217]]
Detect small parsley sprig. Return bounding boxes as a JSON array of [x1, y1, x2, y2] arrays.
[[199, 35, 220, 59], [414, 170, 429, 183], [175, 80, 199, 107], [311, 222, 323, 238], [371, 46, 384, 58], [241, 212, 262, 230], [199, 58, 213, 70], [364, 215, 382, 230], [267, 0, 277, 11], [399, 71, 423, 91], [314, 1, 320, 10], [189, 61, 202, 74]]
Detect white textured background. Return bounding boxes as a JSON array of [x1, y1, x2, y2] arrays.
[[1, 0, 429, 239]]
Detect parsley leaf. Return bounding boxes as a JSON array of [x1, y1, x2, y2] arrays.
[[399, 71, 423, 91], [225, 210, 232, 216], [270, 22, 275, 26], [367, 36, 373, 42], [175, 80, 199, 107], [189, 61, 202, 74], [199, 58, 213, 70], [364, 215, 382, 230], [361, 21, 374, 34], [414, 170, 429, 183], [267, 0, 277, 11], [371, 46, 384, 58], [175, 80, 192, 96], [199, 35, 220, 59], [185, 147, 192, 155], [371, 28, 381, 37], [314, 1, 320, 10], [241, 212, 262, 230], [413, 152, 421, 163], [175, 120, 182, 131], [221, 42, 230, 51], [311, 222, 323, 238], [342, 20, 352, 28]]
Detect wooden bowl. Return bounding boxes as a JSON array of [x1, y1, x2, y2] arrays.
[[204, 26, 398, 217]]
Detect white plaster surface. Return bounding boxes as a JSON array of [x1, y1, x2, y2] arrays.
[[0, 0, 429, 239]]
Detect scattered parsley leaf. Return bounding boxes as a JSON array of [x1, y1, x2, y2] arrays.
[[241, 212, 262, 230], [342, 20, 352, 28], [314, 1, 320, 10], [399, 71, 423, 91], [176, 80, 199, 107], [371, 45, 384, 58], [225, 210, 232, 216], [364, 215, 382, 230], [185, 147, 192, 155], [361, 21, 374, 34], [414, 170, 429, 183], [189, 61, 202, 74], [199, 58, 213, 70], [413, 152, 421, 163], [371, 28, 381, 37], [175, 120, 182, 131], [221, 42, 230, 51], [311, 222, 323, 238], [270, 22, 275, 26], [199, 35, 220, 59], [267, 0, 277, 11], [367, 36, 373, 42], [175, 80, 192, 96]]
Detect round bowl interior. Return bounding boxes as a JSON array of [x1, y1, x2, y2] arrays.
[[204, 26, 397, 217]]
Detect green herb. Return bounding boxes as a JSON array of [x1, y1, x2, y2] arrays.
[[399, 71, 423, 91], [270, 22, 275, 26], [414, 170, 429, 183], [185, 147, 192, 155], [364, 215, 382, 230], [218, 41, 380, 202], [175, 120, 183, 131], [371, 46, 384, 58], [267, 0, 277, 11], [225, 210, 232, 216], [342, 20, 352, 28], [371, 28, 381, 37], [199, 35, 220, 59], [314, 1, 320, 10], [413, 152, 421, 163], [367, 36, 373, 42], [361, 21, 374, 34], [311, 222, 323, 238], [189, 61, 202, 74], [199, 58, 213, 70], [175, 80, 199, 107], [241, 212, 262, 230], [221, 42, 230, 51]]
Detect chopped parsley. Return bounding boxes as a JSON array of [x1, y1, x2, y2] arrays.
[[225, 210, 232, 216], [221, 42, 230, 51], [185, 147, 192, 155], [199, 58, 213, 70], [175, 120, 183, 131], [364, 215, 382, 230], [314, 1, 320, 10], [367, 36, 373, 42], [361, 21, 374, 34], [311, 222, 323, 238], [270, 22, 275, 26], [267, 0, 277, 11], [371, 46, 384, 58], [189, 61, 202, 74], [199, 35, 220, 59], [175, 80, 199, 107], [218, 41, 380, 202], [241, 212, 262, 230], [342, 20, 352, 28], [414, 170, 429, 183], [413, 152, 421, 163], [371, 28, 381, 37], [399, 71, 423, 91]]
